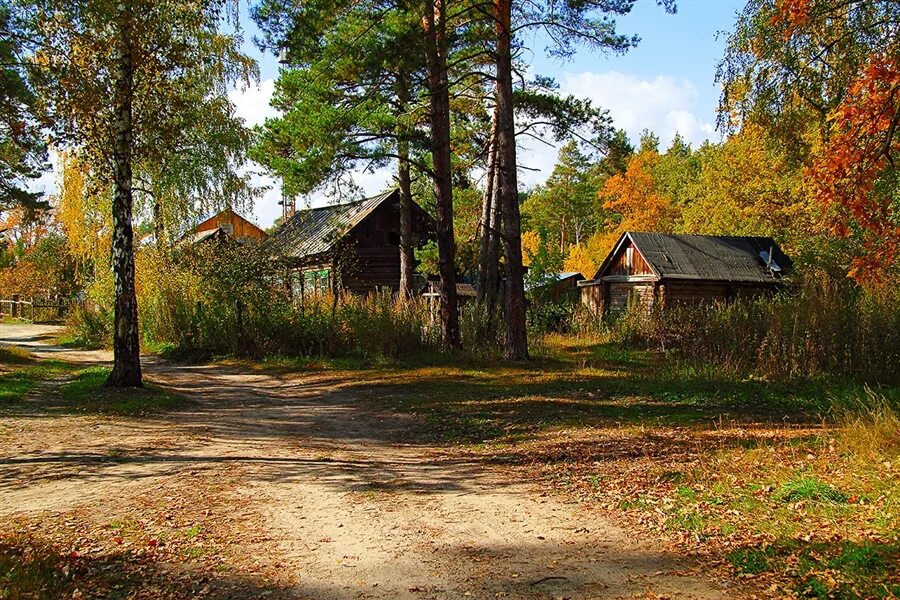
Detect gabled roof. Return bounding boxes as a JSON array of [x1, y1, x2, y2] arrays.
[[264, 189, 400, 260], [595, 232, 792, 284], [191, 208, 266, 240], [190, 227, 228, 244]]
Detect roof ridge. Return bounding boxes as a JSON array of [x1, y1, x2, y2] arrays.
[[629, 230, 776, 240], [291, 189, 396, 216]]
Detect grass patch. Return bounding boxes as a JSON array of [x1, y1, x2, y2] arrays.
[[0, 344, 32, 365], [729, 540, 900, 598], [0, 354, 73, 406], [774, 476, 847, 504], [58, 367, 188, 415]]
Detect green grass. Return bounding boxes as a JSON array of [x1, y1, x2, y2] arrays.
[[728, 540, 900, 599], [58, 367, 188, 415], [1, 351, 187, 416], [54, 332, 105, 350], [774, 476, 848, 504], [0, 347, 74, 406]]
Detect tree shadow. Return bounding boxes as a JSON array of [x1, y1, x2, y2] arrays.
[[0, 533, 293, 599]]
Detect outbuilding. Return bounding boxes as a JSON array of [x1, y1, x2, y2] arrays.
[[579, 231, 792, 315]]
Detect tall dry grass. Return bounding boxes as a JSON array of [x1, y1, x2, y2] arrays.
[[610, 275, 900, 385], [68, 242, 504, 360]]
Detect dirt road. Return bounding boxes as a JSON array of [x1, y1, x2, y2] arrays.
[[0, 323, 736, 599]]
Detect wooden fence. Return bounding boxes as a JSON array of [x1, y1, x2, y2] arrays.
[[0, 295, 80, 322]]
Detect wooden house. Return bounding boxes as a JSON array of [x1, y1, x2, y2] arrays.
[[264, 189, 434, 295], [579, 232, 792, 314], [187, 208, 267, 244]]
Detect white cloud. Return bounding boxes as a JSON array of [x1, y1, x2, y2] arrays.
[[229, 78, 279, 128], [515, 70, 719, 189], [560, 70, 717, 149]]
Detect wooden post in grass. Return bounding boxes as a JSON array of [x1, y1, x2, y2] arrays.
[[11, 294, 19, 318]]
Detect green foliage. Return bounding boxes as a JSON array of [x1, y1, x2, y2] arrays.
[[775, 477, 847, 504], [0, 3, 48, 210], [251, 0, 429, 198], [522, 141, 600, 251], [24, 0, 259, 238]]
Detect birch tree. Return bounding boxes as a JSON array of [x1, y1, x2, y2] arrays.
[[25, 0, 256, 386]]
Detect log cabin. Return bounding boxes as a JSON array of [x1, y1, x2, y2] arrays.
[[579, 232, 792, 315], [264, 189, 434, 295]]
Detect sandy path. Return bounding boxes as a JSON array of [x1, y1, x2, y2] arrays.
[[0, 323, 737, 599]]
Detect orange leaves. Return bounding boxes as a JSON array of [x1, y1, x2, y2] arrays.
[[811, 54, 900, 280], [772, 0, 811, 31], [599, 150, 678, 237]]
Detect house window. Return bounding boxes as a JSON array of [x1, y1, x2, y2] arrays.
[[625, 247, 634, 274]]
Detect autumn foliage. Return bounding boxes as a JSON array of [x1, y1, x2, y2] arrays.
[[812, 54, 900, 279]]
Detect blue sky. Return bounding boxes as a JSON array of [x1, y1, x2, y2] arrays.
[[231, 0, 747, 226]]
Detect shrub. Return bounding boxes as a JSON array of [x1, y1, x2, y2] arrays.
[[65, 303, 113, 349], [130, 242, 467, 361]]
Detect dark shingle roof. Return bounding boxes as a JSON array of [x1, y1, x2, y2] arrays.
[[264, 189, 397, 260], [599, 232, 792, 283]]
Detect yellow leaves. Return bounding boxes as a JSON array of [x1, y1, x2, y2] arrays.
[[521, 230, 539, 266], [563, 244, 598, 279], [58, 153, 110, 267]]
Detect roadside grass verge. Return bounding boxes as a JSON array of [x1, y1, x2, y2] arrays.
[[58, 366, 189, 415], [0, 344, 33, 366], [344, 335, 900, 597], [0, 346, 74, 406], [0, 350, 187, 416]]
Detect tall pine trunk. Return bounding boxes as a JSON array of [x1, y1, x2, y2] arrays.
[[397, 73, 414, 300], [423, 0, 461, 348], [397, 140, 413, 299], [478, 104, 500, 308], [106, 3, 142, 387], [494, 0, 528, 360]]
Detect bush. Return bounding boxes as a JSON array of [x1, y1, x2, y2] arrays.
[[65, 303, 112, 349]]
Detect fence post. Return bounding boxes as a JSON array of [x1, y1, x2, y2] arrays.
[[11, 294, 19, 318]]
